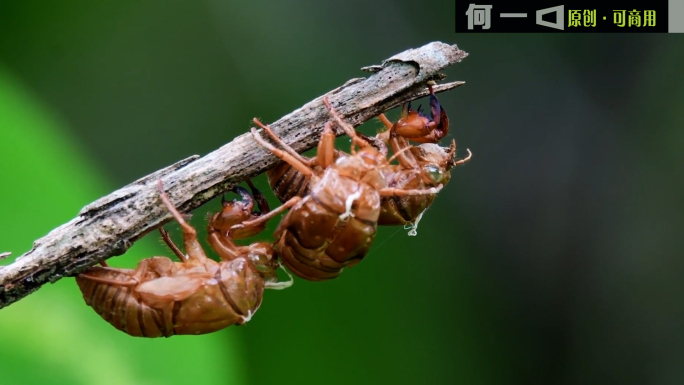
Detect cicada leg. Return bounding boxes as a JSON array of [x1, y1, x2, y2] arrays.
[[230, 196, 302, 231], [252, 119, 314, 167], [78, 259, 152, 287], [159, 227, 187, 262], [157, 180, 209, 262]]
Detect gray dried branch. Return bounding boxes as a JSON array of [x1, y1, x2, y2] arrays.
[[0, 41, 468, 309]]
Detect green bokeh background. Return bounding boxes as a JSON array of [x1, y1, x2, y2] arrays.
[[1, 1, 683, 384]]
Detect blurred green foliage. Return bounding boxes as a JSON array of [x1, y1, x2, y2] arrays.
[[0, 67, 242, 385]]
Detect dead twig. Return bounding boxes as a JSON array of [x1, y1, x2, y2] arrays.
[[0, 41, 468, 309]]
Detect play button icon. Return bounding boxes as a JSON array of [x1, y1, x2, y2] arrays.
[[536, 5, 564, 30]]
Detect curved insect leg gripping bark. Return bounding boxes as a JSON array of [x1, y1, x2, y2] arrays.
[[76, 180, 290, 337]]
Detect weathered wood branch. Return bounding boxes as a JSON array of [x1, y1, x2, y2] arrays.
[[0, 41, 468, 309]]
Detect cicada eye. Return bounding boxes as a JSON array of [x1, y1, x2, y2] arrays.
[[423, 164, 444, 183], [248, 253, 270, 271]]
